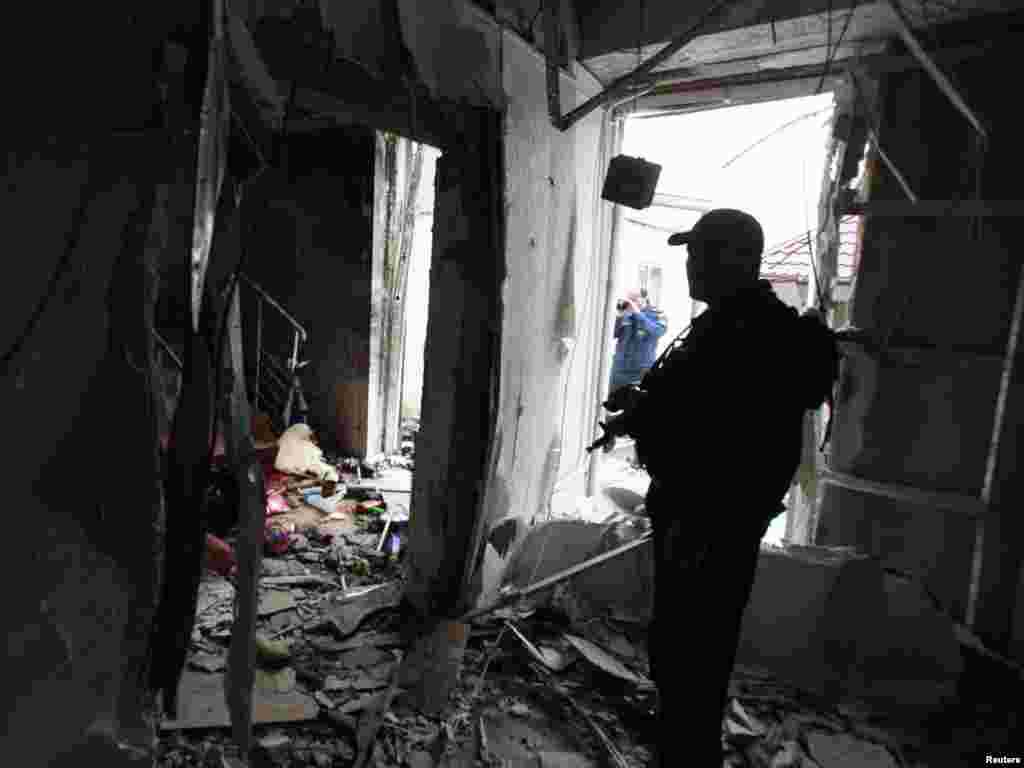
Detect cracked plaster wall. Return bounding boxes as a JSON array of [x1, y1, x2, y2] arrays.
[[468, 32, 610, 606]]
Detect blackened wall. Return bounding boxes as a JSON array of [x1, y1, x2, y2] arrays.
[[241, 127, 376, 455]]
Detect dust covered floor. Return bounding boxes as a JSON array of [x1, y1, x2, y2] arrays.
[[155, 565, 1003, 768], [154, 433, 1020, 767]]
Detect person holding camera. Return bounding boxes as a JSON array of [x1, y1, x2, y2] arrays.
[[609, 288, 667, 397]]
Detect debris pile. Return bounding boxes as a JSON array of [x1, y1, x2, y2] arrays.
[[158, 552, 949, 768], [155, 421, 1016, 766]]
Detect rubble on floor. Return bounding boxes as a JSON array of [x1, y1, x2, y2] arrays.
[[156, 433, 1018, 766], [161, 587, 962, 768], [159, 521, 990, 768]]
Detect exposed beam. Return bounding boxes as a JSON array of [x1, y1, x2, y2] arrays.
[[847, 200, 1024, 216], [821, 469, 986, 519], [968, 259, 1024, 642], [552, 0, 736, 131], [293, 85, 448, 151], [886, 0, 988, 141], [630, 41, 989, 99], [579, 0, 860, 60], [650, 193, 716, 212]]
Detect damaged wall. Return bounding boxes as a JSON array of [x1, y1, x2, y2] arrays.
[[817, 12, 1024, 653], [465, 33, 611, 606], [241, 128, 376, 456], [1, 134, 169, 765]]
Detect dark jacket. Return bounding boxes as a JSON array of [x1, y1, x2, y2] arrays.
[[611, 305, 668, 390], [626, 281, 838, 518]]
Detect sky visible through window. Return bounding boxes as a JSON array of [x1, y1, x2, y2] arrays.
[[621, 92, 836, 252]]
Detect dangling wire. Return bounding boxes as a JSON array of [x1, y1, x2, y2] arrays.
[[630, 0, 647, 118]]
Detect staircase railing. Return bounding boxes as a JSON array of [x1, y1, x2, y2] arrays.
[[152, 275, 308, 434], [240, 273, 308, 432]]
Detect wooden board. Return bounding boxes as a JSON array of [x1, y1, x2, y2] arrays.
[[161, 671, 318, 731], [335, 379, 369, 457]]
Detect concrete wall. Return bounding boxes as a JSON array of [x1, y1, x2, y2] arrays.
[[1, 134, 169, 766], [817, 15, 1024, 643], [241, 128, 376, 455], [466, 31, 610, 604]]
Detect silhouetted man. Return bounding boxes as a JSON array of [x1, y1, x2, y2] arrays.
[[601, 209, 838, 766]]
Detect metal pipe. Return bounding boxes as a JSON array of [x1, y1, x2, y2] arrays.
[[849, 72, 919, 204], [629, 42, 990, 92], [254, 297, 263, 410], [461, 532, 653, 622], [153, 329, 183, 370], [967, 259, 1024, 627], [886, 0, 988, 142], [288, 328, 301, 375], [557, 0, 736, 131], [543, 0, 562, 129], [588, 119, 626, 498]]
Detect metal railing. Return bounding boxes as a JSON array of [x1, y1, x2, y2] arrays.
[[240, 273, 307, 431], [152, 275, 308, 433]]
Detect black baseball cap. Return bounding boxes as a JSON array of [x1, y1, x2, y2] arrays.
[[667, 209, 764, 257]]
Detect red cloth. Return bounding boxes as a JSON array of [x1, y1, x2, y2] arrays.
[[203, 534, 237, 578]]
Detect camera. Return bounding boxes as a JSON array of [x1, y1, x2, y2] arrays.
[[616, 300, 628, 311]]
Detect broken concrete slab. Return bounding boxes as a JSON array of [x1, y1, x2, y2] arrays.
[[197, 580, 235, 615], [563, 634, 653, 689], [478, 705, 597, 768], [503, 518, 654, 624], [806, 731, 897, 768], [324, 675, 349, 692], [188, 652, 227, 674], [260, 575, 336, 589], [536, 752, 593, 768], [257, 732, 291, 751], [255, 667, 297, 694], [407, 751, 433, 768], [321, 581, 402, 637], [735, 545, 888, 700], [352, 674, 388, 691], [307, 631, 404, 654], [846, 572, 963, 712], [162, 670, 318, 730], [769, 740, 804, 767], [267, 608, 301, 632], [339, 645, 392, 669], [261, 558, 311, 578], [336, 691, 390, 715], [726, 700, 768, 740], [315, 691, 336, 710]]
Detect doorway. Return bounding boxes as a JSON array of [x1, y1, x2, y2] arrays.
[[366, 133, 442, 519], [594, 92, 838, 543]]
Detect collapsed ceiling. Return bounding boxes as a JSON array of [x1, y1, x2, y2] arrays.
[[569, 0, 1015, 112]]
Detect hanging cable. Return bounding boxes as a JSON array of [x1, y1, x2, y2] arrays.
[[816, 0, 859, 94], [820, 0, 833, 93]]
